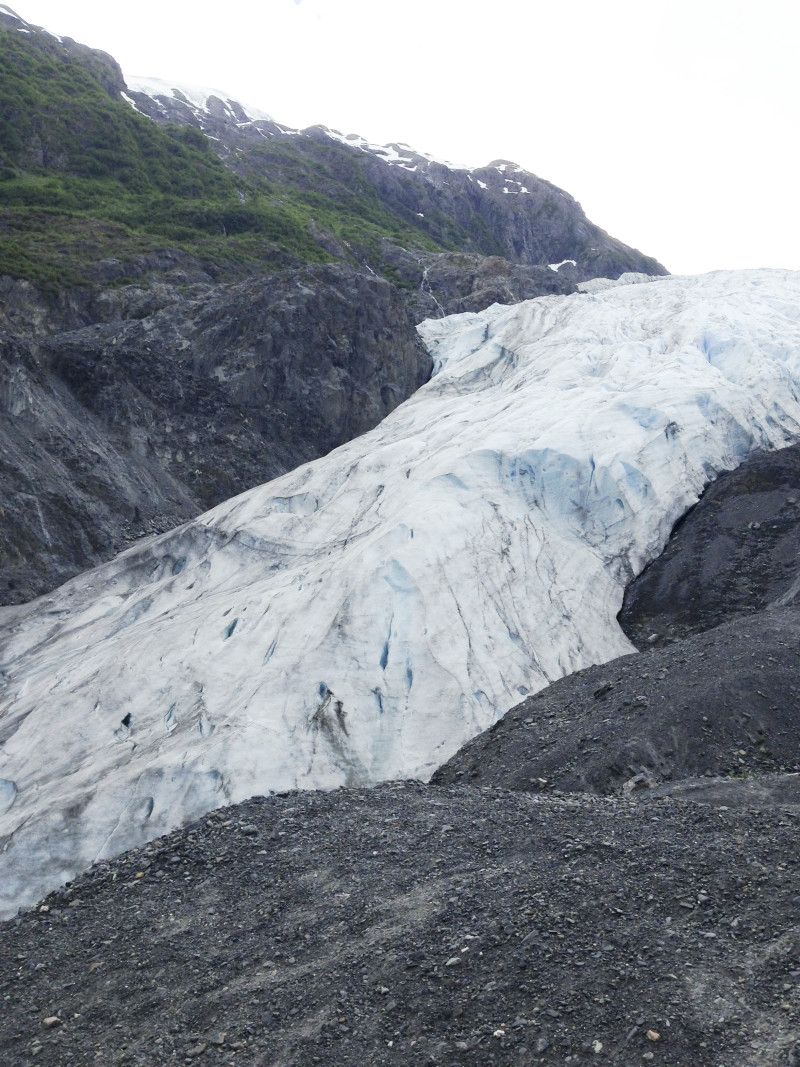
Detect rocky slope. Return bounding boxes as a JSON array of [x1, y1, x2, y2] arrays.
[[0, 265, 430, 604], [432, 601, 800, 794], [2, 780, 799, 1067], [619, 443, 800, 647]]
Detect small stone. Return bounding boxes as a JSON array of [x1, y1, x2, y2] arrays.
[[186, 1042, 207, 1057], [592, 1039, 603, 1053], [445, 957, 461, 967], [493, 1029, 505, 1038], [240, 825, 259, 836], [643, 1054, 654, 1062], [535, 1037, 550, 1052], [646, 1030, 660, 1042], [43, 1017, 62, 1030], [455, 1041, 469, 1051]]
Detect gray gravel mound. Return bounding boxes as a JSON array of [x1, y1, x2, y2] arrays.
[[2, 783, 800, 1067], [433, 605, 800, 795]]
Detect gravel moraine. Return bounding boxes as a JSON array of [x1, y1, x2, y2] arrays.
[[2, 782, 800, 1066]]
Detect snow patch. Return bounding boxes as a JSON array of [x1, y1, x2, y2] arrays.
[[319, 127, 470, 170], [125, 75, 275, 123]]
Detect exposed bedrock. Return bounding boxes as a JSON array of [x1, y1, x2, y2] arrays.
[[0, 264, 431, 605], [619, 442, 800, 647]]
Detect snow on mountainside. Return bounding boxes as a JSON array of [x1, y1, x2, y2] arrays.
[[2, 269, 800, 918], [125, 76, 275, 122], [124, 75, 278, 129], [125, 75, 469, 169], [125, 77, 534, 182]]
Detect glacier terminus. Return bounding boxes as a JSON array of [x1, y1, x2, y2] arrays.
[[2, 269, 800, 918]]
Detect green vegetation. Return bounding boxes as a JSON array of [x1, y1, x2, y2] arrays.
[[0, 26, 447, 289]]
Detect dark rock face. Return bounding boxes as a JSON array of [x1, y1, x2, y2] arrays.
[[0, 265, 430, 605], [386, 250, 579, 320], [619, 443, 800, 648]]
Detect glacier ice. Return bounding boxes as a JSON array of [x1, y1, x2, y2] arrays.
[[2, 269, 800, 917]]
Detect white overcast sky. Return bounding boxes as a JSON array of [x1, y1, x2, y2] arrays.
[[10, 0, 800, 275]]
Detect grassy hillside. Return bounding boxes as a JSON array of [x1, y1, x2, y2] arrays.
[[0, 27, 442, 288]]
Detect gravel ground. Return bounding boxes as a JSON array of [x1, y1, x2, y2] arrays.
[[2, 783, 800, 1067]]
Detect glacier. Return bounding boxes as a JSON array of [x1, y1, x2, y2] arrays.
[[2, 269, 800, 918]]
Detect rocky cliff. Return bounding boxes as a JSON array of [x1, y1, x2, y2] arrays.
[[1, 265, 430, 603]]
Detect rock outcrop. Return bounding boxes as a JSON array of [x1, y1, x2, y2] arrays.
[[1, 265, 430, 604]]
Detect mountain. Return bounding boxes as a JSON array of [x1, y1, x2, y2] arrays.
[[0, 5, 665, 294], [2, 268, 799, 919], [125, 75, 665, 302], [3, 13, 800, 1063], [0, 6, 667, 607]]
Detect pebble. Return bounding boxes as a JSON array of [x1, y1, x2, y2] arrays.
[[445, 957, 461, 967], [647, 1029, 660, 1042], [42, 1017, 62, 1030], [186, 1042, 207, 1057]]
